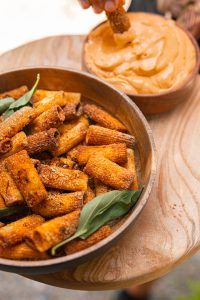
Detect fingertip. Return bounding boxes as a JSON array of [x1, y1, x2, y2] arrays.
[[78, 0, 91, 9], [92, 0, 104, 14], [93, 6, 104, 14], [105, 0, 125, 12], [104, 0, 117, 12]]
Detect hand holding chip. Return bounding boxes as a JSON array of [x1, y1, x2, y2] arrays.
[[78, 0, 125, 13]]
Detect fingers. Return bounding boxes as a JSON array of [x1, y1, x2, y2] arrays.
[[78, 0, 125, 13], [78, 0, 91, 9], [105, 0, 116, 12], [92, 0, 105, 13], [104, 0, 124, 12]]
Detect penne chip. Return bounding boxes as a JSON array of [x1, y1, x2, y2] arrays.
[[59, 157, 75, 169], [0, 85, 28, 100], [37, 164, 88, 191], [6, 150, 48, 207], [32, 90, 59, 103], [0, 242, 49, 260], [58, 116, 89, 135], [94, 179, 110, 196], [0, 163, 24, 207], [27, 210, 80, 252], [0, 215, 44, 247], [63, 103, 79, 121], [106, 5, 131, 34], [86, 125, 136, 148], [32, 191, 84, 217], [31, 158, 41, 168], [32, 90, 60, 103], [33, 90, 81, 105], [0, 138, 12, 155], [50, 157, 75, 169], [0, 107, 37, 140], [28, 105, 65, 134], [124, 149, 139, 190], [24, 231, 37, 250], [68, 146, 80, 161], [83, 104, 126, 132], [26, 128, 60, 155], [75, 144, 127, 165], [34, 92, 81, 114], [84, 185, 95, 204], [60, 92, 81, 105], [0, 132, 28, 159], [0, 195, 6, 208], [52, 122, 88, 157], [65, 225, 112, 254], [84, 153, 134, 189]]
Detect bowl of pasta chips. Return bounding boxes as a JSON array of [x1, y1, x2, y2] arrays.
[[0, 67, 156, 274]]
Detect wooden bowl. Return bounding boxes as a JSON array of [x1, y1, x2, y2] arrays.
[[0, 67, 156, 275], [82, 14, 200, 115]]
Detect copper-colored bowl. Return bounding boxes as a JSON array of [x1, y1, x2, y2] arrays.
[[82, 13, 200, 115], [0, 67, 156, 275]]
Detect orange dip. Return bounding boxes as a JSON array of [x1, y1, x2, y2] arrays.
[[84, 13, 196, 94]]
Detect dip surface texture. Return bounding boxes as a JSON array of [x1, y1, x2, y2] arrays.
[[84, 13, 196, 95]]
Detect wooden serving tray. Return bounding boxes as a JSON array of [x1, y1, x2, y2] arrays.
[[0, 35, 199, 290]]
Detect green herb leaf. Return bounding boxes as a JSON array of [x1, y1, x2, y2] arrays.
[[2, 108, 15, 120], [2, 74, 40, 120], [0, 206, 29, 219], [51, 189, 142, 256], [9, 74, 40, 110], [0, 97, 15, 114]]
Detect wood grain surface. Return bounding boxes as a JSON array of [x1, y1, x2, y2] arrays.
[[0, 35, 200, 290]]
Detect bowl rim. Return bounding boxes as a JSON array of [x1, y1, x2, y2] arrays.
[[0, 66, 157, 273], [82, 12, 200, 99]]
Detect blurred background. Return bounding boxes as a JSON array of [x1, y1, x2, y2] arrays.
[[0, 0, 199, 299], [0, 0, 131, 54]]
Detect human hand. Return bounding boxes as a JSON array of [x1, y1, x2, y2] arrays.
[[78, 0, 125, 14]]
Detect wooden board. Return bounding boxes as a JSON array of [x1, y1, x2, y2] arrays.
[[0, 35, 199, 290]]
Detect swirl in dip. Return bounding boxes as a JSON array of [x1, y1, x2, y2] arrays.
[[84, 13, 196, 95]]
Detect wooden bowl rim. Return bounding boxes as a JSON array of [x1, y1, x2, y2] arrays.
[[0, 66, 156, 272], [82, 12, 200, 99]]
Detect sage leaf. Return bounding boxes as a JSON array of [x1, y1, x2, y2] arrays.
[[2, 74, 40, 120], [0, 206, 29, 219], [51, 189, 142, 256], [9, 73, 40, 110], [0, 97, 15, 114], [2, 108, 15, 119]]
